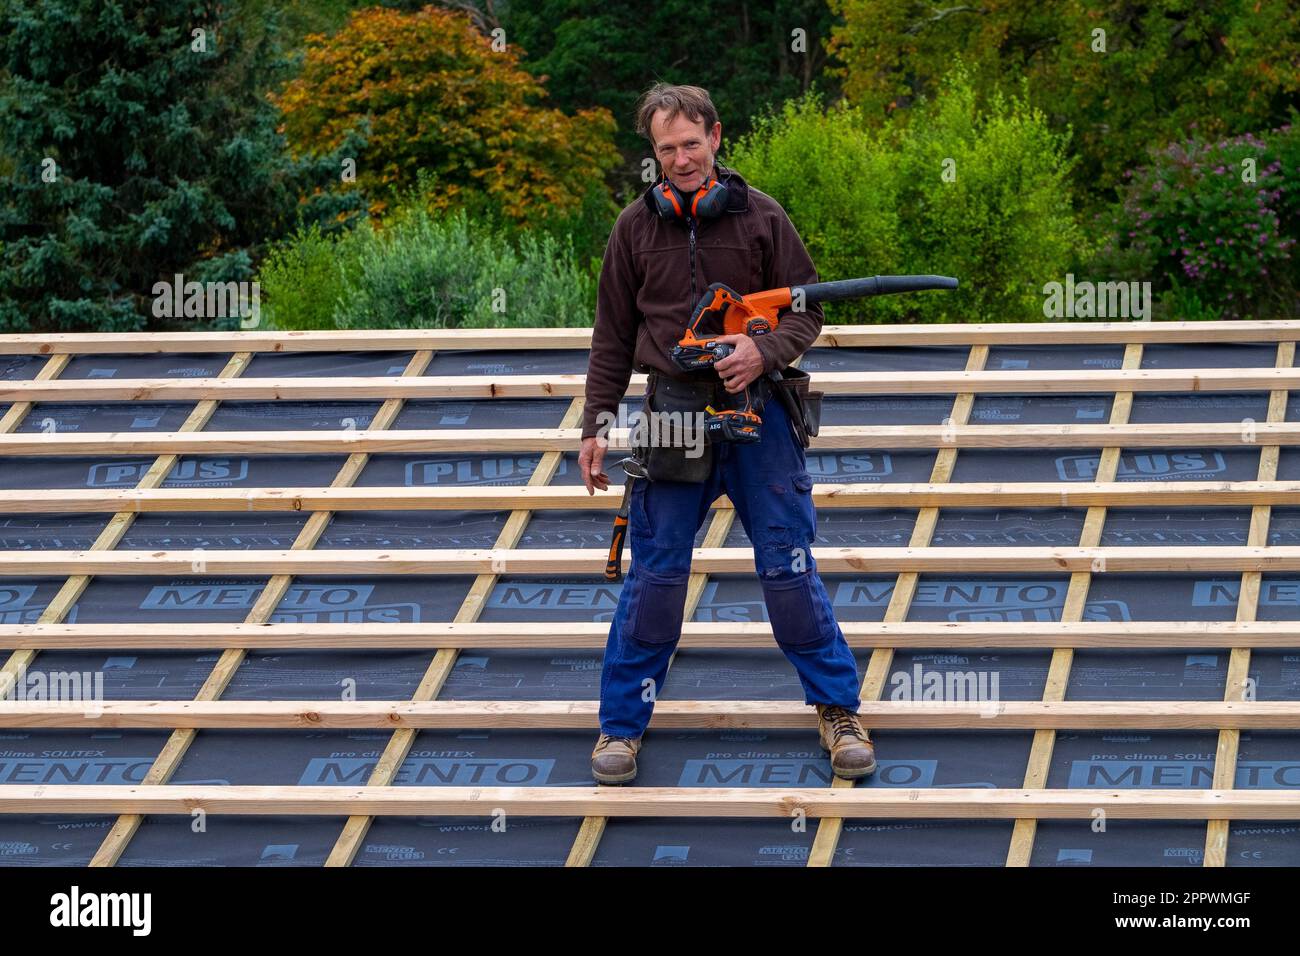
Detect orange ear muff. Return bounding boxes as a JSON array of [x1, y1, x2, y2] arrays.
[[660, 181, 683, 218]]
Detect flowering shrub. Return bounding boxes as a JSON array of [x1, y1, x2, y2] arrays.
[[1093, 111, 1299, 319]]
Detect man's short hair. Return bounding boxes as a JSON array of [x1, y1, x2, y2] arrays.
[[634, 83, 719, 145]]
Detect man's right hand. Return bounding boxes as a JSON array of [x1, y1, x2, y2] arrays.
[[579, 435, 611, 495]]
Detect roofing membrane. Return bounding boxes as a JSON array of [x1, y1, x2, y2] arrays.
[[0, 329, 1298, 867]]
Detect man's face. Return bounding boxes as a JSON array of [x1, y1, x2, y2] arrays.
[[650, 108, 722, 195]]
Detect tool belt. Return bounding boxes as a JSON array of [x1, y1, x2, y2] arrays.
[[632, 370, 719, 482], [633, 366, 821, 481]]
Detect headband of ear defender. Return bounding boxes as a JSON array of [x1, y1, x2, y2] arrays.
[[651, 169, 729, 221]]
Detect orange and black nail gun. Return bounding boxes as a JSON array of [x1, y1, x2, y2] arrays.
[[670, 274, 960, 442]]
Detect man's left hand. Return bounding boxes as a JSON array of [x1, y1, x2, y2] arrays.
[[710, 334, 765, 394]]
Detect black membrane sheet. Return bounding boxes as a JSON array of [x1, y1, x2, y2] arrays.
[[0, 343, 1296, 866]]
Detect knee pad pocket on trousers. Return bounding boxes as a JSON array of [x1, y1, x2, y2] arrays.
[[629, 567, 689, 645], [761, 573, 829, 649]]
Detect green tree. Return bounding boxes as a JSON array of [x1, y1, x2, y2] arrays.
[[504, 0, 844, 200], [0, 0, 362, 333], [272, 5, 621, 233], [827, 0, 1300, 202]]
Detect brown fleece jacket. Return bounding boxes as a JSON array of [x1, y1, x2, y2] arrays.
[[580, 164, 823, 440]]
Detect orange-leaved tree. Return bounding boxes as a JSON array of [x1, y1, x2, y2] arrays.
[[271, 5, 619, 227]]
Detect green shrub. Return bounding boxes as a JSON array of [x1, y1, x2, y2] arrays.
[[400, 166, 615, 292], [258, 222, 372, 331], [730, 92, 901, 304], [731, 67, 1087, 323], [1090, 111, 1299, 319], [256, 206, 597, 330]]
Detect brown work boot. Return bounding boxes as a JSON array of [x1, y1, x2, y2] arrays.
[[816, 704, 877, 779], [591, 733, 642, 785]]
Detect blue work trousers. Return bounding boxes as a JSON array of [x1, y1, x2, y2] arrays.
[[598, 390, 861, 738]]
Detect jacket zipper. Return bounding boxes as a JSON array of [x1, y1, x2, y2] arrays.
[[688, 215, 697, 306]]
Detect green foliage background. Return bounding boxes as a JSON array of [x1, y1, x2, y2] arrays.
[[731, 70, 1088, 323], [1, 0, 1295, 332], [0, 0, 363, 332]]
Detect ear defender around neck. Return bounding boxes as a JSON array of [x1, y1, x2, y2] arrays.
[[652, 171, 729, 221]]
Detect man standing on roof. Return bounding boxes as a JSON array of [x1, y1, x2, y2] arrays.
[[577, 83, 875, 785]]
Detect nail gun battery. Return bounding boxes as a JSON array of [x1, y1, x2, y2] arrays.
[[703, 404, 762, 443]]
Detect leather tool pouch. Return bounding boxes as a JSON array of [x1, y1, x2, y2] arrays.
[[770, 366, 823, 449], [634, 371, 715, 483]]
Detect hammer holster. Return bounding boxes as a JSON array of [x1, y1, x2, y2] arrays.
[[766, 366, 822, 448]]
